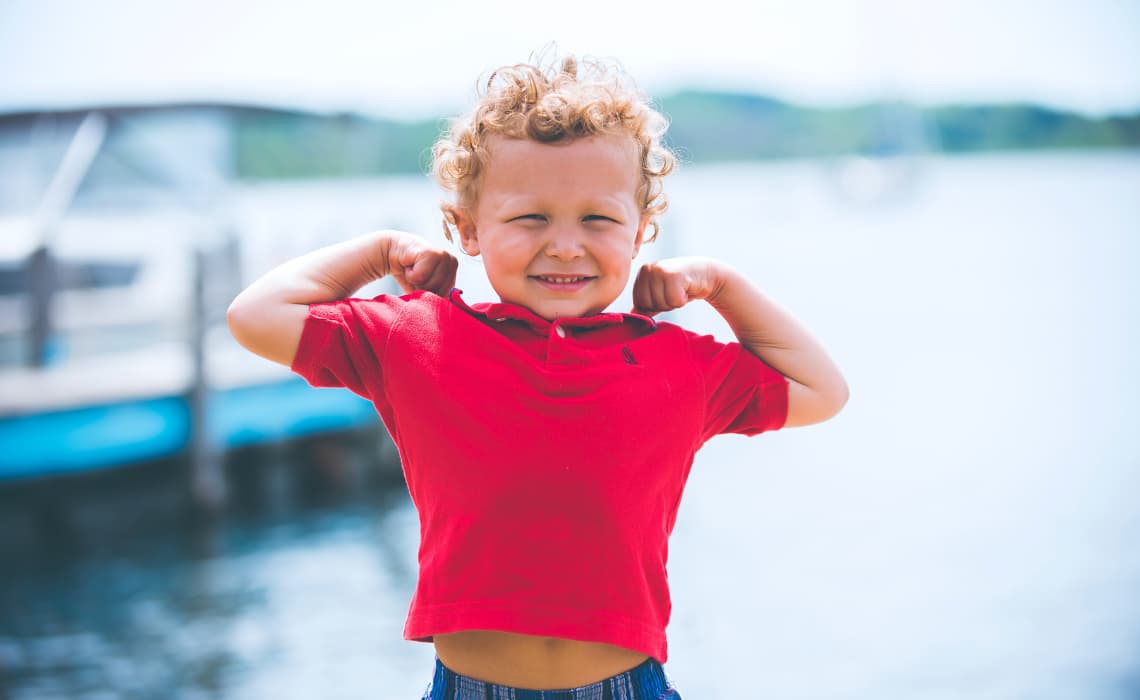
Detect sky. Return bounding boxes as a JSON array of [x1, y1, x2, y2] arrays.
[[1, 0, 1138, 119]]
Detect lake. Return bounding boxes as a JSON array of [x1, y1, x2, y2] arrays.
[[1, 151, 1138, 699]]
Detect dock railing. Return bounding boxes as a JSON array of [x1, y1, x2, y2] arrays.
[[26, 111, 108, 368]]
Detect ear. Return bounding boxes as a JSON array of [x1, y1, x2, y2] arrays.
[[452, 208, 481, 257], [632, 214, 651, 258]]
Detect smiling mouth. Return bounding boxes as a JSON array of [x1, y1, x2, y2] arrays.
[[530, 275, 595, 285]]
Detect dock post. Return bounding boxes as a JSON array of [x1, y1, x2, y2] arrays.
[[26, 112, 108, 368], [188, 244, 226, 511], [26, 245, 56, 368]]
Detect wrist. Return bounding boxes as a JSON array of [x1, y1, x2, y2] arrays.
[[701, 259, 738, 305], [368, 229, 411, 280]]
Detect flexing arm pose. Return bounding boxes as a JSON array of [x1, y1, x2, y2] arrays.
[[230, 237, 847, 427], [226, 230, 457, 367], [632, 257, 848, 427]]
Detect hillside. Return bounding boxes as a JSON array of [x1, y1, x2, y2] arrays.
[[231, 93, 1140, 178]]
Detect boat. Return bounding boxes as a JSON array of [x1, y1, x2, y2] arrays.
[[0, 105, 388, 493]]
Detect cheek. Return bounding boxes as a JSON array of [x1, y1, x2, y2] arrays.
[[602, 253, 635, 289], [481, 237, 533, 277], [601, 235, 641, 267]]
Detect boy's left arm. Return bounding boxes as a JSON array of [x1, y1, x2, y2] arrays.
[[632, 257, 848, 427]]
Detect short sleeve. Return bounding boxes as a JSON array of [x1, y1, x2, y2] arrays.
[[686, 330, 789, 442], [290, 293, 409, 400]]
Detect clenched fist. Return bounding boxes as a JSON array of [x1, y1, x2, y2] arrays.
[[386, 233, 459, 296], [631, 256, 727, 316]]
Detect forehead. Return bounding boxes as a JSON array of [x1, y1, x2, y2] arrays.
[[479, 135, 641, 199]]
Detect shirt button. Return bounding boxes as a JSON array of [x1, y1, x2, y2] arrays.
[[554, 326, 566, 338]]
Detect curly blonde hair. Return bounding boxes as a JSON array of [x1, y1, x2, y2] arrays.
[[432, 53, 676, 243]]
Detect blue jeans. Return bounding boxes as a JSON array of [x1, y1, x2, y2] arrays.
[[421, 655, 683, 699]]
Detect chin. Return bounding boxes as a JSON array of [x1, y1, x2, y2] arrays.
[[538, 305, 590, 320]]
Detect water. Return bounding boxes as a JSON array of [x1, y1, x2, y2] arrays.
[[2, 152, 1138, 699]]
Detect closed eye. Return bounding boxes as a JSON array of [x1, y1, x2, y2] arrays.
[[583, 215, 619, 223], [511, 214, 546, 222]]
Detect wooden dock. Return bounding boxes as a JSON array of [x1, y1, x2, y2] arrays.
[[0, 328, 381, 482], [0, 105, 406, 504]]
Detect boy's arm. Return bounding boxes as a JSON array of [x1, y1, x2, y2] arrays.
[[632, 257, 848, 427], [226, 230, 457, 367]]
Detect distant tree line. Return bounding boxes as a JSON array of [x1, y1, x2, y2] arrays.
[[232, 92, 1140, 178]]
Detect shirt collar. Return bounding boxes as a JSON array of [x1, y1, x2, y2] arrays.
[[448, 288, 657, 332]]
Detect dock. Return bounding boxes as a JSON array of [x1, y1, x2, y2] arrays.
[[0, 331, 381, 482], [0, 104, 407, 506]]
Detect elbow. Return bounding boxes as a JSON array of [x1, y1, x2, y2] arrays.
[[824, 377, 850, 421], [226, 296, 245, 339], [226, 294, 258, 352], [784, 375, 849, 428], [224, 292, 305, 367], [807, 385, 848, 427], [814, 373, 849, 424]]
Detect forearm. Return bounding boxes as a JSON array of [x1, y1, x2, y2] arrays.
[[237, 231, 397, 309], [226, 230, 399, 366], [706, 265, 848, 427]]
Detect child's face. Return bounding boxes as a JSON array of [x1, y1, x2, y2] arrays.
[[453, 135, 648, 320]]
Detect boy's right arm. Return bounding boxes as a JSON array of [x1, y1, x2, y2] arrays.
[[226, 230, 458, 367]]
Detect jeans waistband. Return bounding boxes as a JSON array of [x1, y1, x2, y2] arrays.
[[423, 656, 680, 700]]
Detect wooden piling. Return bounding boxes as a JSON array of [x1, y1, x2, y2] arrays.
[[26, 246, 56, 368], [188, 245, 225, 511]]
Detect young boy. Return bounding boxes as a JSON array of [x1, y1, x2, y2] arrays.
[[227, 55, 847, 699]]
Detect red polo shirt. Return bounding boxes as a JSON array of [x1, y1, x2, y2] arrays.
[[291, 289, 787, 662]]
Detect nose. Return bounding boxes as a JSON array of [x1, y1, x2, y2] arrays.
[[544, 223, 585, 260]]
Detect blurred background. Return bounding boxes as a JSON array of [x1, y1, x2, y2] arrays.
[[1, 0, 1138, 698]]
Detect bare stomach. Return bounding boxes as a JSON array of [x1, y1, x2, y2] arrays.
[[432, 630, 650, 690]]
